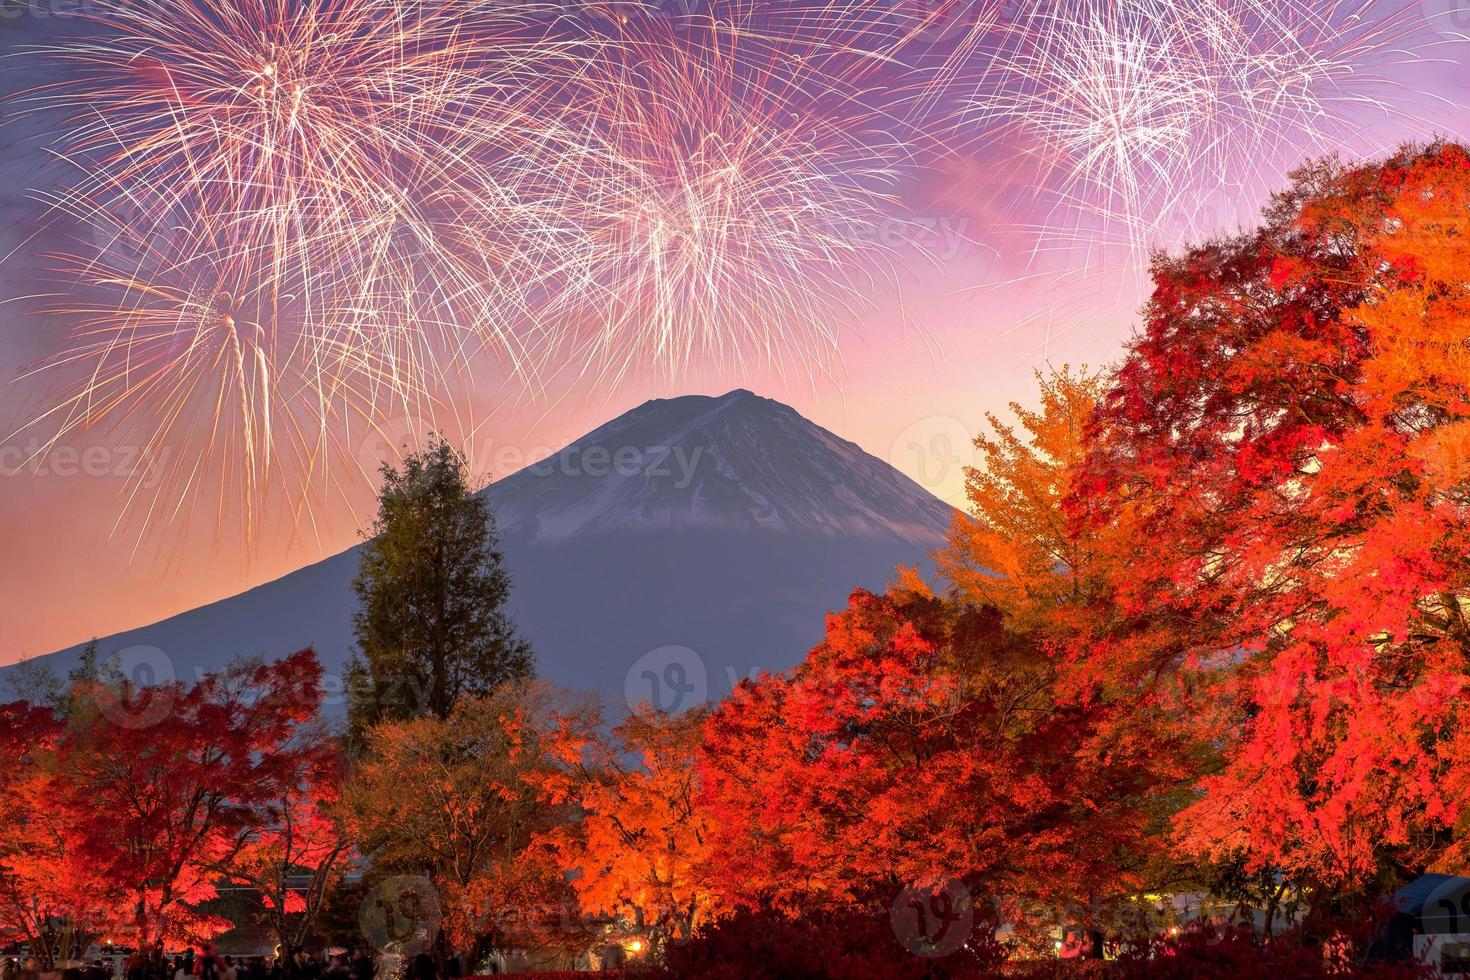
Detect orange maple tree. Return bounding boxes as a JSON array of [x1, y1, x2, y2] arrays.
[[538, 705, 719, 951], [343, 681, 596, 960], [938, 365, 1110, 633]]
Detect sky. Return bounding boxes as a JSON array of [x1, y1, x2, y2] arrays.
[[2, 0, 1468, 663]]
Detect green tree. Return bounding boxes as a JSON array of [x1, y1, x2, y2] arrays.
[[3, 656, 63, 708], [67, 639, 108, 687], [346, 438, 532, 736], [4, 640, 130, 720], [61, 639, 125, 717]]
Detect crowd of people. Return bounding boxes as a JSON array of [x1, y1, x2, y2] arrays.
[[0, 945, 383, 980]]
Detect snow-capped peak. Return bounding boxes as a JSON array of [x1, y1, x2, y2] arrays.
[[488, 390, 956, 545]]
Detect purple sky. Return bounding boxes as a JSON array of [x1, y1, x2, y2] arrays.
[[2, 0, 1467, 661]]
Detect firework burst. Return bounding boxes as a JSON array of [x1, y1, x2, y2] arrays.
[[970, 0, 1461, 261], [12, 0, 591, 541], [19, 201, 440, 545], [513, 6, 915, 384], [4, 0, 1464, 548], [25, 0, 594, 384]]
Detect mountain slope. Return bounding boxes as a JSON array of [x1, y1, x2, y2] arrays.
[[10, 390, 957, 712], [492, 389, 953, 542]]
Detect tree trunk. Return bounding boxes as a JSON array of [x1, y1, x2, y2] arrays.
[[1264, 881, 1286, 940]]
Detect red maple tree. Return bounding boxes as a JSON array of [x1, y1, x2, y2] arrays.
[[222, 729, 349, 955], [37, 649, 329, 945], [1072, 142, 1470, 903], [0, 701, 105, 966], [699, 579, 1165, 941]]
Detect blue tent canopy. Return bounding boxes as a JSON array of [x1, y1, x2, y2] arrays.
[[1395, 874, 1470, 919]]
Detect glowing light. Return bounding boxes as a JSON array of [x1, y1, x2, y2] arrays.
[[511, 7, 912, 385], [8, 0, 1463, 548], [971, 0, 1459, 259]]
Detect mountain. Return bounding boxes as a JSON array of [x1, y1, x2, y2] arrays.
[[9, 390, 958, 713]]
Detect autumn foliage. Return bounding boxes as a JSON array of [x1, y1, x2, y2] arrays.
[[654, 900, 1006, 980], [0, 651, 336, 954], [224, 729, 349, 954], [9, 141, 1470, 974], [1066, 142, 1470, 905], [690, 141, 1470, 970], [341, 681, 596, 959], [0, 702, 88, 963], [699, 581, 1166, 925], [535, 706, 719, 950]]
